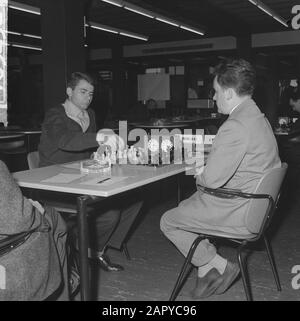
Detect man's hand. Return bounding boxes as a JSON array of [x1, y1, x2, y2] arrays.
[[194, 165, 204, 179], [96, 129, 125, 152]]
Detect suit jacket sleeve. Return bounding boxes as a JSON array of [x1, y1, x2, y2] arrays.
[[43, 107, 98, 152], [196, 118, 248, 188]]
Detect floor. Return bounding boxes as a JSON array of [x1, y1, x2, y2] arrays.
[[75, 174, 300, 301]]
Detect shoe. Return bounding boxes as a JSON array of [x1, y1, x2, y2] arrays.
[[191, 268, 223, 299], [215, 261, 240, 295], [92, 254, 124, 272]]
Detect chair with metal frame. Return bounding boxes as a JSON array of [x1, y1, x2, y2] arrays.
[[0, 231, 33, 258], [169, 163, 288, 301]]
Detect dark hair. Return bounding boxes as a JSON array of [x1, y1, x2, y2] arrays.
[[67, 72, 94, 89], [213, 58, 256, 96], [290, 90, 300, 101]]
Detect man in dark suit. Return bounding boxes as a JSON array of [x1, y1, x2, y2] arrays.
[[38, 72, 143, 272], [160, 59, 281, 299]]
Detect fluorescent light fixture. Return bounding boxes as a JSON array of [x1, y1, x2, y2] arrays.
[[180, 25, 204, 36], [101, 0, 123, 7], [23, 33, 42, 39], [9, 42, 42, 51], [119, 32, 148, 41], [7, 30, 42, 39], [7, 31, 22, 36], [124, 6, 154, 19], [155, 17, 179, 27], [88, 22, 148, 40], [273, 16, 288, 28], [99, 0, 205, 35], [8, 1, 149, 42], [248, 0, 288, 27], [8, 0, 40, 15], [89, 23, 118, 34]]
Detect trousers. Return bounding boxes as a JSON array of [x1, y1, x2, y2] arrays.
[[160, 204, 217, 267]]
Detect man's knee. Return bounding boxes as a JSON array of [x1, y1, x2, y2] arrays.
[[160, 210, 171, 233]]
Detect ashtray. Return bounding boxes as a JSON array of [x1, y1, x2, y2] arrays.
[[80, 159, 111, 174]]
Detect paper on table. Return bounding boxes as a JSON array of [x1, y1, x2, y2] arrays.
[[41, 173, 86, 184], [79, 176, 128, 186]]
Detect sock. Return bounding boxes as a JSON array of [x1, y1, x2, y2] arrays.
[[88, 248, 104, 259], [198, 263, 214, 277], [208, 254, 227, 275]]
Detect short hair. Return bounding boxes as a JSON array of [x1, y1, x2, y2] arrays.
[[290, 90, 300, 102], [67, 72, 94, 89], [213, 58, 256, 96]]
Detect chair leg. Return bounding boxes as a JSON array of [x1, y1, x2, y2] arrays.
[[169, 235, 204, 301], [122, 243, 131, 260], [263, 235, 281, 291], [237, 243, 252, 301]]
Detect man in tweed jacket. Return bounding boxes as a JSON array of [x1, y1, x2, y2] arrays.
[[0, 160, 69, 300]]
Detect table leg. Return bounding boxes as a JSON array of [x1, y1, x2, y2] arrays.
[[77, 195, 91, 301], [177, 174, 181, 206]]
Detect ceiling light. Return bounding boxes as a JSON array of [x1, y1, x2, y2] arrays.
[[88, 22, 148, 40], [101, 0, 123, 7], [7, 31, 22, 36], [180, 25, 204, 36], [273, 16, 288, 28], [124, 6, 154, 19], [99, 0, 205, 36], [88, 23, 118, 34], [8, 0, 40, 15], [7, 30, 42, 39], [119, 32, 148, 41], [23, 33, 42, 39], [9, 43, 42, 51], [248, 0, 288, 27], [155, 17, 179, 27]]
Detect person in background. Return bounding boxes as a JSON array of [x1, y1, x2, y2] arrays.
[[38, 72, 143, 272], [288, 90, 300, 134], [160, 58, 281, 299], [0, 160, 69, 300], [146, 98, 158, 119], [278, 90, 300, 194]]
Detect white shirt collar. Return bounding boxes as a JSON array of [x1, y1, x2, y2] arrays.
[[63, 100, 90, 132]]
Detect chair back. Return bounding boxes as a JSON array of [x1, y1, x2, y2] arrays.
[[245, 163, 288, 235], [27, 151, 40, 169]]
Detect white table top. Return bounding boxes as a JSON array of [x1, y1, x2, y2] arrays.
[[0, 133, 25, 140], [13, 160, 198, 197], [129, 122, 190, 128]]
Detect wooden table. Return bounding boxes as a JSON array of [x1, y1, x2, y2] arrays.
[[13, 160, 198, 300]]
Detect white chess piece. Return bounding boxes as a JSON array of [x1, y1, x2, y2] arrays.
[[96, 130, 125, 153]]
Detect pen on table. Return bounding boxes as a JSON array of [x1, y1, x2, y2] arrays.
[[97, 178, 111, 184]]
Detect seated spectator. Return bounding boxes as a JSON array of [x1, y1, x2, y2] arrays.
[[0, 160, 69, 301]]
